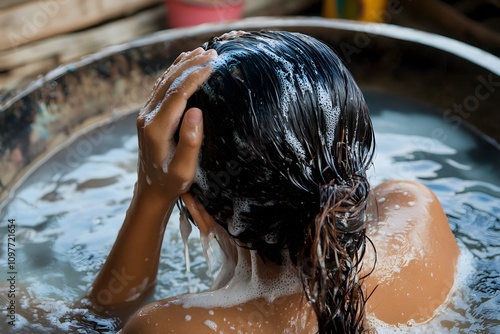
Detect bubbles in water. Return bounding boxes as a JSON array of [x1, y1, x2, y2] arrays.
[[1, 92, 499, 332]]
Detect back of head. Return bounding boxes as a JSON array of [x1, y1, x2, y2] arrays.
[[186, 30, 375, 332]]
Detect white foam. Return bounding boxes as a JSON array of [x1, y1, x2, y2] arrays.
[[296, 63, 314, 97], [203, 319, 217, 331], [284, 128, 306, 161], [178, 248, 302, 309], [317, 85, 340, 147], [162, 148, 175, 174], [194, 166, 209, 192], [228, 198, 251, 236], [263, 230, 279, 244], [233, 131, 251, 152], [169, 64, 205, 92], [145, 101, 161, 125], [253, 40, 297, 124], [209, 50, 246, 72], [203, 50, 249, 102], [208, 38, 319, 170]]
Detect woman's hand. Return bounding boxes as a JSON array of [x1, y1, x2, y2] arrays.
[[89, 48, 216, 313], [136, 47, 216, 201]]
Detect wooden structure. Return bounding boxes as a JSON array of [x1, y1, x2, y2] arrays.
[[0, 0, 319, 91]]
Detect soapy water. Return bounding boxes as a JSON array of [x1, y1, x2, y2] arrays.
[[0, 90, 498, 332]]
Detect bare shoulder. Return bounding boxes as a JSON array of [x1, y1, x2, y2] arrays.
[[364, 180, 459, 325]]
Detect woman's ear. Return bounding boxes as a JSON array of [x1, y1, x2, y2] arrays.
[[181, 193, 214, 235]]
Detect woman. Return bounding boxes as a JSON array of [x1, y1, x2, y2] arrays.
[[88, 31, 458, 333]]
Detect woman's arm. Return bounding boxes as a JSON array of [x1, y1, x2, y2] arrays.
[[87, 47, 217, 311]]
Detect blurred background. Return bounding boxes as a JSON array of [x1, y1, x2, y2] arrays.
[[1, 0, 499, 93], [0, 3, 499, 333]]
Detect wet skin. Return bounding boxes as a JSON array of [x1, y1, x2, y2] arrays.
[[364, 180, 459, 325], [87, 47, 459, 333]]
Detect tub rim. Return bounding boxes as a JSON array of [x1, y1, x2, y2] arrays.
[[2, 16, 499, 112]]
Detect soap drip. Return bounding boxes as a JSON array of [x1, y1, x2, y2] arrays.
[[201, 232, 224, 284], [179, 206, 194, 293]]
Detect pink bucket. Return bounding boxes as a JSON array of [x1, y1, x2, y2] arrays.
[[166, 0, 245, 28]]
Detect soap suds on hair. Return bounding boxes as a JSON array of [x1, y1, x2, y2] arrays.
[[233, 131, 251, 152], [284, 128, 306, 161], [228, 198, 251, 237], [194, 166, 209, 192], [317, 85, 340, 147]]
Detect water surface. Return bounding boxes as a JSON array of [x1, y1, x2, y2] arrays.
[[0, 90, 498, 333]]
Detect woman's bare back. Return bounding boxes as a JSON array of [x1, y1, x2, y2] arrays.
[[364, 180, 459, 325], [121, 180, 458, 332], [123, 293, 317, 333]]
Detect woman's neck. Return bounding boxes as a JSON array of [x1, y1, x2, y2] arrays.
[[218, 246, 303, 302]]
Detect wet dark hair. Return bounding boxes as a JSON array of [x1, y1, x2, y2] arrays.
[[185, 31, 375, 333]]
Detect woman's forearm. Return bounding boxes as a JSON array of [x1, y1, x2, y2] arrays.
[[89, 183, 174, 308], [87, 47, 214, 312]]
